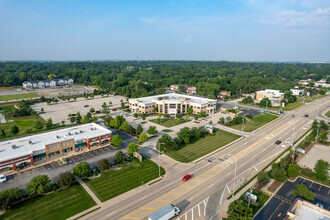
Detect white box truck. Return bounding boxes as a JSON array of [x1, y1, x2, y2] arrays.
[[148, 204, 180, 220]]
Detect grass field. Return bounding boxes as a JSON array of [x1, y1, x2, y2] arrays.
[[325, 111, 330, 118], [0, 92, 39, 102], [303, 94, 326, 103], [84, 158, 165, 202], [164, 130, 240, 163], [282, 101, 304, 111], [150, 118, 190, 127], [0, 183, 96, 220], [229, 113, 278, 132]]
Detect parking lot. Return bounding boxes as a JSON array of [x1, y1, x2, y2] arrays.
[[254, 177, 330, 220], [31, 94, 126, 124], [0, 129, 137, 191]]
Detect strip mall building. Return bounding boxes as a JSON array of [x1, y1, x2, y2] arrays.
[[0, 123, 111, 172]]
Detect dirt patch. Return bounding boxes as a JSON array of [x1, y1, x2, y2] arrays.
[[304, 143, 315, 153], [268, 181, 282, 193]]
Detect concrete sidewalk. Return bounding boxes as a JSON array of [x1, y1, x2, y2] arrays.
[[77, 177, 102, 205]]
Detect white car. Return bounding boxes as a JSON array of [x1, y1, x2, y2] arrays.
[[0, 174, 7, 183]]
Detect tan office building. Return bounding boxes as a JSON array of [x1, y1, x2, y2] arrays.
[[129, 93, 217, 115], [255, 89, 284, 104]]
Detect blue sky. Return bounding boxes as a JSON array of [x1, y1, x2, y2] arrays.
[[0, 0, 329, 61]]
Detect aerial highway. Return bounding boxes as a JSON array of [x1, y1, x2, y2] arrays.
[[81, 96, 329, 220]]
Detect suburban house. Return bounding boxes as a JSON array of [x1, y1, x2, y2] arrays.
[[217, 91, 231, 99], [315, 78, 330, 88], [255, 89, 284, 104], [186, 86, 197, 94], [298, 79, 313, 86], [0, 123, 111, 173], [22, 78, 74, 90], [290, 86, 304, 96], [129, 93, 217, 116], [170, 84, 179, 91]]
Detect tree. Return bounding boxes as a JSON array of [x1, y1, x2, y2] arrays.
[[11, 125, 19, 135], [139, 132, 149, 142], [147, 126, 158, 135], [287, 164, 299, 178], [111, 135, 122, 148], [46, 118, 53, 129], [34, 120, 44, 129], [279, 157, 289, 170], [127, 142, 139, 154], [292, 184, 315, 201], [154, 107, 158, 112], [91, 116, 98, 122], [0, 129, 6, 138], [187, 106, 193, 114], [40, 96, 46, 102], [70, 117, 76, 123], [176, 113, 182, 119], [257, 171, 270, 185], [199, 111, 207, 118], [209, 120, 213, 125], [90, 107, 95, 113], [141, 115, 146, 120], [102, 102, 107, 107], [114, 150, 125, 164], [164, 114, 170, 119], [219, 117, 225, 124], [259, 97, 272, 108], [81, 117, 89, 124], [178, 127, 192, 145], [0, 187, 25, 210], [76, 112, 82, 123], [98, 159, 111, 171], [58, 171, 75, 187], [314, 160, 329, 182], [119, 122, 129, 131], [136, 125, 143, 135], [134, 113, 139, 118], [272, 168, 287, 182], [185, 115, 190, 119], [109, 101, 112, 105], [41, 107, 44, 112], [114, 115, 125, 128], [61, 120, 65, 125], [241, 96, 254, 104], [26, 175, 52, 195], [158, 134, 173, 148], [72, 162, 90, 177]]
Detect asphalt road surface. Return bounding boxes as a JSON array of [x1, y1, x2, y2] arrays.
[[81, 96, 329, 220]]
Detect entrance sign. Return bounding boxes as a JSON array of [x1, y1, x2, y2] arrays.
[[133, 152, 142, 162], [205, 125, 213, 133]]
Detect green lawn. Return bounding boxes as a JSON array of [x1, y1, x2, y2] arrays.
[[303, 95, 326, 103], [326, 111, 330, 118], [150, 118, 190, 127], [229, 113, 278, 132], [164, 130, 240, 163], [0, 183, 96, 220], [0, 92, 39, 102], [282, 101, 304, 111], [84, 158, 165, 202]]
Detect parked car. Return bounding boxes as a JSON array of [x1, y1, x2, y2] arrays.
[[291, 114, 295, 118], [182, 174, 192, 181], [84, 105, 89, 107], [0, 174, 7, 183], [71, 113, 76, 116], [305, 114, 309, 117], [301, 113, 305, 116], [112, 108, 117, 111], [95, 110, 101, 113], [275, 140, 282, 145]]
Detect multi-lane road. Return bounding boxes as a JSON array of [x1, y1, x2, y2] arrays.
[[81, 96, 329, 220]]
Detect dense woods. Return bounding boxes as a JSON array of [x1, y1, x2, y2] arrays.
[[0, 61, 329, 98]]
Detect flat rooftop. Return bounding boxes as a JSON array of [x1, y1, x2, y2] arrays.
[[0, 123, 111, 163], [129, 93, 216, 105]]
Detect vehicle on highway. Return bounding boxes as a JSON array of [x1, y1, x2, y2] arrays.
[[275, 140, 282, 145], [305, 114, 309, 117], [301, 113, 305, 116], [0, 174, 7, 183], [112, 108, 117, 111], [279, 110, 284, 114], [291, 114, 295, 118], [71, 113, 76, 116], [95, 110, 101, 113], [148, 204, 180, 220], [182, 174, 191, 181], [84, 105, 89, 107]]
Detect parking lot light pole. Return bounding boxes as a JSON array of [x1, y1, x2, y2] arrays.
[[228, 154, 238, 197], [158, 142, 163, 177]]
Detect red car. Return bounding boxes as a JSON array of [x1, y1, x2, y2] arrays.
[[182, 174, 191, 181]]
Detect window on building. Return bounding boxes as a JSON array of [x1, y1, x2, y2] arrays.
[[48, 146, 51, 150], [53, 145, 55, 149], [160, 105, 163, 112], [56, 144, 59, 148], [169, 104, 176, 108]]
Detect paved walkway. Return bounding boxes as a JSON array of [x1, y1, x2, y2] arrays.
[[77, 177, 102, 205]]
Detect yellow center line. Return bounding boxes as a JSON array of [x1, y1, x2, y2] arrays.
[[155, 199, 171, 202], [268, 200, 283, 220], [141, 207, 156, 210]]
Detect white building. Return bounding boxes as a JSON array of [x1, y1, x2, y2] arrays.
[[255, 89, 285, 104], [22, 78, 74, 90], [290, 87, 304, 96]]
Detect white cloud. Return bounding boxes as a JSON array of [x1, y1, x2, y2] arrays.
[[183, 34, 192, 42], [139, 17, 156, 25]]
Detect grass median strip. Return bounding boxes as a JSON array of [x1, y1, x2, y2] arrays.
[[150, 118, 190, 127], [228, 113, 278, 132], [84, 158, 165, 202], [0, 92, 39, 102], [164, 130, 240, 163], [0, 183, 96, 220]]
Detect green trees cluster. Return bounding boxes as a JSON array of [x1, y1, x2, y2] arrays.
[[111, 135, 122, 148], [72, 162, 90, 177], [241, 96, 254, 104], [292, 184, 315, 201]]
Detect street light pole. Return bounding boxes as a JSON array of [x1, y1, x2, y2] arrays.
[[241, 117, 244, 135], [291, 121, 296, 164], [228, 154, 238, 197]]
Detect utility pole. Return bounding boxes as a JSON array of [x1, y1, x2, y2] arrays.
[[158, 143, 161, 177], [315, 121, 320, 143], [291, 121, 296, 164], [241, 117, 244, 135], [228, 154, 238, 197], [266, 101, 268, 112]]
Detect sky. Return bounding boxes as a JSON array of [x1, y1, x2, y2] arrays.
[[0, 0, 329, 62]]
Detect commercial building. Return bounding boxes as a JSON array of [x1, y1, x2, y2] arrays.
[[129, 93, 217, 115], [170, 84, 179, 91], [290, 86, 305, 96], [255, 89, 284, 104], [287, 199, 330, 220], [186, 86, 197, 94], [22, 78, 73, 90], [0, 123, 111, 172]]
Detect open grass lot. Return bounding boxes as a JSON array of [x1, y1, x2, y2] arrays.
[[0, 92, 39, 102], [84, 158, 165, 202], [282, 101, 304, 111], [326, 110, 330, 118], [303, 94, 326, 103], [150, 118, 190, 127], [229, 113, 278, 132], [0, 105, 69, 141], [0, 183, 96, 220], [164, 130, 240, 163]]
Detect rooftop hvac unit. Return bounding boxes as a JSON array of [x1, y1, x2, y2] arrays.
[[12, 145, 17, 149], [80, 130, 83, 133]]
